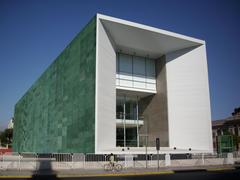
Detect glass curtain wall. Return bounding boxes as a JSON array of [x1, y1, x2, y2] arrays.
[[116, 95, 141, 147], [116, 53, 156, 91]]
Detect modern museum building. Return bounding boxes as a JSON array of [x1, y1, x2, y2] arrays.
[[13, 14, 213, 154]]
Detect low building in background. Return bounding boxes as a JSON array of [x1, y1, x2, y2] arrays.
[[212, 107, 240, 153]]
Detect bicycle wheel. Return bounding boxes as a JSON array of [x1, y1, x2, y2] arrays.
[[115, 164, 123, 171], [104, 164, 113, 171]]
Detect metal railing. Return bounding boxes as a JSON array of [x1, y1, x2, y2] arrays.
[[116, 112, 144, 121], [0, 151, 239, 171]]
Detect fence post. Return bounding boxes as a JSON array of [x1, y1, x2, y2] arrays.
[[149, 154, 153, 167], [57, 154, 59, 168], [35, 153, 38, 171], [2, 153, 4, 170], [165, 154, 171, 166], [18, 153, 21, 171], [83, 154, 85, 169], [227, 153, 234, 164], [202, 153, 205, 165], [71, 153, 74, 169], [133, 155, 135, 168]]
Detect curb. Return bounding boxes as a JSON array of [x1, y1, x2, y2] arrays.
[[0, 171, 174, 178], [57, 171, 175, 178], [174, 169, 207, 173], [0, 167, 238, 178], [206, 167, 236, 171], [0, 176, 32, 179]]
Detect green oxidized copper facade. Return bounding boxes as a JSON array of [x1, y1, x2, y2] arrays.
[[13, 17, 96, 153]]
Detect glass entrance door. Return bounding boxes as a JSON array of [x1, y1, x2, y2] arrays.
[[116, 95, 140, 147]]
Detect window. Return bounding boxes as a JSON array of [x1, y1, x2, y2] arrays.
[[116, 53, 156, 91], [146, 58, 155, 78], [125, 96, 137, 120], [119, 54, 132, 75], [116, 94, 146, 147], [133, 56, 145, 76], [116, 96, 124, 119]]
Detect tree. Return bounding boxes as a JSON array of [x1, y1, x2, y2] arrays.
[[232, 107, 240, 116], [0, 128, 13, 147]]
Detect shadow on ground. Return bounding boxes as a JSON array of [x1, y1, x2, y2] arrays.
[[31, 154, 58, 180]]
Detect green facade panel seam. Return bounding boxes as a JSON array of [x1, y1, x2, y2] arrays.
[[13, 16, 96, 153]]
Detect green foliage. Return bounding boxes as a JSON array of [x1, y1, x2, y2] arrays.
[[0, 128, 13, 147]]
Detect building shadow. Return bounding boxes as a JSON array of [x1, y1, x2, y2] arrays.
[[31, 154, 59, 180]]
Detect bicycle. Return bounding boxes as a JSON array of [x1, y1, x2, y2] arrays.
[[104, 162, 123, 171]]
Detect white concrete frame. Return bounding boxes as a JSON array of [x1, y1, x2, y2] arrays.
[[95, 14, 213, 154]]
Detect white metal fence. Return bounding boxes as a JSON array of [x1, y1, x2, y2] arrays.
[[0, 152, 240, 171]]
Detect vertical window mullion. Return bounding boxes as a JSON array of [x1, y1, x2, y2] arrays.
[[132, 55, 134, 88], [123, 95, 126, 147], [136, 96, 139, 147], [145, 57, 147, 89]]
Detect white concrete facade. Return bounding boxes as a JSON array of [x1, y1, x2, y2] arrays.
[[95, 14, 212, 154], [166, 46, 212, 151]]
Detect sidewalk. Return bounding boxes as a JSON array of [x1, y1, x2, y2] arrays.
[[0, 165, 238, 178]]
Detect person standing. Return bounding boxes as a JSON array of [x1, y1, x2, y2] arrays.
[[109, 153, 115, 168]]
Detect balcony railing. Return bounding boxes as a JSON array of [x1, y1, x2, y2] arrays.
[[116, 112, 144, 121]]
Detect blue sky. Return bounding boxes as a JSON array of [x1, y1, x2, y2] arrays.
[[0, 0, 240, 130]]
